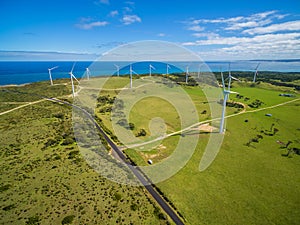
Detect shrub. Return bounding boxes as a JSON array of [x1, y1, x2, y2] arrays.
[[0, 184, 11, 192], [114, 193, 122, 201], [62, 137, 74, 146], [61, 215, 75, 224], [26, 215, 40, 225], [130, 203, 138, 211], [136, 129, 147, 137], [128, 123, 135, 130]]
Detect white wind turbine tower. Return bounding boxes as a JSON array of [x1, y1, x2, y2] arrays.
[[85, 68, 91, 80], [166, 64, 171, 76], [114, 64, 120, 76], [129, 64, 138, 89], [252, 63, 260, 83], [48, 66, 58, 85], [185, 66, 189, 84], [149, 64, 155, 77], [197, 63, 203, 79], [219, 66, 240, 133], [69, 63, 80, 98]]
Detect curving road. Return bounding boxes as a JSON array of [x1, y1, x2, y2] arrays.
[[47, 97, 185, 225]]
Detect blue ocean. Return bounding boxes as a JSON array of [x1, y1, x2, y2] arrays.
[[0, 60, 299, 85]]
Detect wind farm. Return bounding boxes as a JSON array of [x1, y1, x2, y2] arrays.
[[0, 61, 299, 225], [1, 0, 300, 224]]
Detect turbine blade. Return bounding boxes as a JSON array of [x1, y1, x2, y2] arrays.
[[132, 70, 139, 75], [71, 62, 76, 73], [255, 63, 260, 71], [150, 64, 156, 70], [221, 71, 225, 90], [231, 76, 240, 82], [49, 66, 59, 70], [72, 74, 80, 83]]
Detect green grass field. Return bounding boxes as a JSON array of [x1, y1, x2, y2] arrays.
[[0, 82, 169, 225], [1, 76, 299, 225], [94, 77, 300, 224]]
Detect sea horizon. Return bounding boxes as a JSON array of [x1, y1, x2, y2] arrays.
[[1, 59, 300, 85]]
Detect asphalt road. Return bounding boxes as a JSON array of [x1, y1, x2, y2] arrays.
[[48, 97, 185, 225]]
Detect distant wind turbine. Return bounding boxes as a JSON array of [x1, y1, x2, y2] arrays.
[[129, 64, 138, 88], [86, 68, 91, 80], [48, 66, 58, 85], [198, 63, 203, 78], [69, 63, 80, 98], [219, 65, 240, 133], [114, 64, 120, 76], [166, 64, 171, 76], [185, 66, 189, 84], [252, 63, 260, 83], [149, 64, 155, 77]]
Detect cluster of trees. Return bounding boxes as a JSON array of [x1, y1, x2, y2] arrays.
[[248, 99, 264, 108], [245, 124, 280, 148], [97, 95, 117, 114]]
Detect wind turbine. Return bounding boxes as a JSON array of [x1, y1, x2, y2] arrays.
[[197, 63, 203, 78], [129, 64, 138, 88], [185, 66, 189, 84], [85, 68, 91, 80], [114, 64, 120, 76], [252, 63, 260, 83], [48, 66, 58, 85], [166, 64, 171, 76], [69, 63, 80, 98], [219, 66, 239, 133], [149, 64, 155, 77]]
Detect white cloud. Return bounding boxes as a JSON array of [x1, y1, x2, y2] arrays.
[[125, 1, 135, 5], [183, 11, 300, 59], [225, 19, 272, 30], [182, 33, 300, 46], [188, 10, 281, 31], [192, 32, 219, 39], [109, 10, 119, 17], [157, 33, 166, 37], [123, 6, 132, 13], [243, 20, 300, 35], [76, 21, 109, 30], [187, 25, 205, 32], [99, 0, 109, 4], [121, 15, 141, 25]]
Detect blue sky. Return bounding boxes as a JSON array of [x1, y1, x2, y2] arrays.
[[0, 0, 299, 60]]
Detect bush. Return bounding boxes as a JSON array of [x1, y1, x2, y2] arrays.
[[136, 129, 146, 137], [130, 203, 138, 211], [128, 123, 135, 130], [0, 184, 11, 192], [3, 204, 15, 211], [26, 215, 40, 225], [68, 150, 79, 159], [114, 193, 122, 201], [62, 137, 74, 146], [61, 215, 75, 224]]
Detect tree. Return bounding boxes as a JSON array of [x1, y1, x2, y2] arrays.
[[61, 215, 75, 224], [285, 141, 292, 148], [128, 122, 135, 130], [136, 129, 146, 137]]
